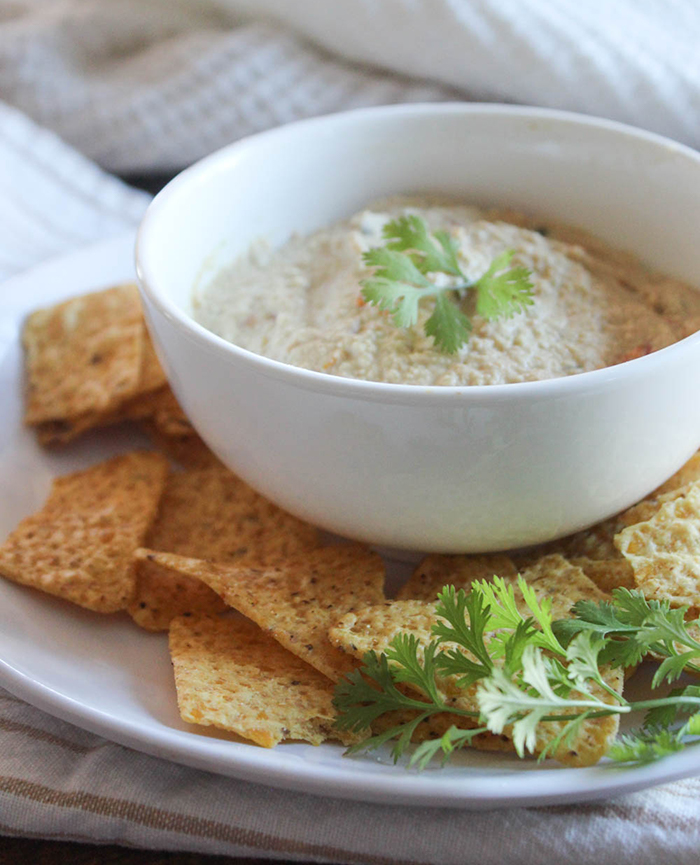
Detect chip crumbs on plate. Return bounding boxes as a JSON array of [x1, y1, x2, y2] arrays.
[[169, 614, 361, 748]]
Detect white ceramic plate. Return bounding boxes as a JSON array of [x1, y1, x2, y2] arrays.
[[1, 232, 699, 809]]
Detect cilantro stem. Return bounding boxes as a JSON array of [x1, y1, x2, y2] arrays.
[[525, 695, 700, 725], [443, 284, 474, 295], [625, 695, 700, 714], [598, 678, 630, 706]]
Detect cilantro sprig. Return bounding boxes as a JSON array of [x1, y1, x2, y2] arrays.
[[333, 581, 700, 769], [360, 215, 534, 353]]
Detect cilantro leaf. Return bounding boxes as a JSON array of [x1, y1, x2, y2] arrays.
[[608, 727, 690, 765], [385, 634, 444, 705], [424, 293, 472, 354], [643, 685, 700, 729], [433, 585, 494, 686], [475, 250, 534, 320], [332, 650, 431, 734], [514, 576, 566, 655], [359, 214, 534, 354], [361, 247, 435, 329], [471, 577, 523, 632], [362, 247, 432, 290], [407, 726, 489, 770], [382, 215, 462, 275], [552, 598, 635, 645], [554, 589, 700, 676]]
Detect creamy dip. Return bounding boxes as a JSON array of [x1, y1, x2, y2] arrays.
[[194, 199, 700, 386]]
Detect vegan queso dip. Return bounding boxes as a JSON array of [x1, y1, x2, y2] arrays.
[[193, 198, 700, 387]]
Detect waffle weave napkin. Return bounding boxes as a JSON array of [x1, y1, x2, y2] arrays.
[[2, 2, 700, 861]]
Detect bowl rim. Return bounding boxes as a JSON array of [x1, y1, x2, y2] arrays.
[[135, 102, 700, 403]]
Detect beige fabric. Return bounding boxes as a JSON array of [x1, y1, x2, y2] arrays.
[[2, 686, 700, 863], [1, 0, 698, 178]]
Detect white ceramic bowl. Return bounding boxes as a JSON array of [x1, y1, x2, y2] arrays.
[[136, 104, 700, 553]]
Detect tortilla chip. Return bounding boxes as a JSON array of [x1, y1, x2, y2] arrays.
[[0, 452, 168, 612], [619, 484, 697, 528], [169, 614, 360, 747], [615, 483, 700, 606], [331, 599, 437, 659], [141, 424, 223, 469], [129, 469, 319, 631], [570, 557, 635, 593], [654, 451, 700, 496], [329, 588, 621, 767], [137, 325, 168, 394], [520, 554, 608, 615], [32, 383, 170, 448], [134, 546, 385, 681], [514, 452, 700, 565], [34, 413, 110, 447], [397, 554, 518, 601], [514, 516, 625, 568], [23, 284, 143, 425], [138, 387, 195, 437], [27, 301, 171, 446]]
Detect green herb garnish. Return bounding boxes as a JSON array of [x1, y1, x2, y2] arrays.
[[360, 215, 534, 353], [333, 580, 700, 768]]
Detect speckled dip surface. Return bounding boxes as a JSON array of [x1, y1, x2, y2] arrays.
[[194, 198, 700, 386]]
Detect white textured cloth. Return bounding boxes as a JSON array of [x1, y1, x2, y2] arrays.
[[0, 101, 149, 280], [2, 2, 700, 861], [0, 0, 698, 174]]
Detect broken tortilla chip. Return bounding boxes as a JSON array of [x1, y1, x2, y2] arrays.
[[0, 452, 168, 612], [134, 545, 385, 681], [169, 614, 361, 747], [401, 553, 606, 619], [397, 553, 518, 601], [129, 468, 319, 631], [654, 451, 700, 497], [513, 516, 625, 567], [519, 554, 608, 616], [570, 557, 635, 593], [615, 482, 700, 607]]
